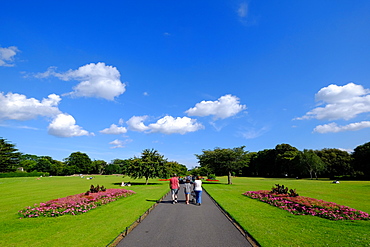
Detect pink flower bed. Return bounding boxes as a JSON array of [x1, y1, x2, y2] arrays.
[[243, 190, 370, 221], [19, 188, 135, 218], [206, 179, 219, 181]]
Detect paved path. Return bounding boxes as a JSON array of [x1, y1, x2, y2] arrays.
[[117, 185, 254, 247]]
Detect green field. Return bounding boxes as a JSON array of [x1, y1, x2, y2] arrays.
[[0, 175, 169, 247], [203, 177, 370, 247], [1, 176, 369, 246]]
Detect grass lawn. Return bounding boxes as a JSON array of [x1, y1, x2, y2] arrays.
[[203, 177, 370, 247], [0, 175, 169, 247]]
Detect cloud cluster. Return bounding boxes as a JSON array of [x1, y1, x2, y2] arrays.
[[3, 50, 247, 146], [48, 113, 93, 137], [185, 94, 247, 120], [0, 92, 61, 120], [0, 46, 19, 67], [35, 63, 126, 100], [125, 115, 204, 135], [298, 83, 370, 133]]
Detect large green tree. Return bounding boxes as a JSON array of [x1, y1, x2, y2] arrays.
[[299, 149, 326, 179], [352, 142, 370, 178], [315, 148, 353, 178], [195, 146, 249, 184], [0, 138, 21, 172], [125, 149, 167, 185], [64, 152, 92, 174]]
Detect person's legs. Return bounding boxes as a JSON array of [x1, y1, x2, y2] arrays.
[[198, 191, 202, 205], [195, 190, 201, 204], [185, 193, 190, 204]]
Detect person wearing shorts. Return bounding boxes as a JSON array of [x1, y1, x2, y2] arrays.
[[169, 174, 180, 204]]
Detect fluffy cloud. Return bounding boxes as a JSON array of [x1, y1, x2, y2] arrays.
[[0, 92, 61, 121], [0, 46, 19, 67], [127, 115, 204, 134], [185, 94, 247, 120], [35, 62, 126, 100], [127, 116, 150, 132], [297, 83, 370, 134], [100, 124, 127, 135], [48, 113, 93, 137], [109, 139, 132, 149], [148, 116, 204, 135], [314, 121, 370, 133], [297, 83, 370, 121]]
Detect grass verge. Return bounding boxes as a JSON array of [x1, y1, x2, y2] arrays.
[[203, 177, 370, 247], [0, 175, 169, 247]]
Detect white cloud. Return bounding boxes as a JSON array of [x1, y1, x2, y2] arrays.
[[127, 116, 150, 132], [237, 3, 248, 18], [0, 92, 61, 121], [48, 113, 93, 137], [34, 62, 126, 100], [0, 46, 19, 67], [148, 116, 204, 135], [185, 94, 247, 120], [109, 138, 132, 149], [314, 121, 370, 133], [100, 124, 127, 135], [297, 83, 370, 121], [127, 115, 204, 135]]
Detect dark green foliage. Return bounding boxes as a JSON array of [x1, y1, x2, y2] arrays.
[[195, 146, 249, 184], [270, 184, 299, 197], [352, 142, 370, 178], [0, 138, 21, 172]]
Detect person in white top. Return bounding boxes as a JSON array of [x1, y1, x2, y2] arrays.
[[193, 176, 202, 206]]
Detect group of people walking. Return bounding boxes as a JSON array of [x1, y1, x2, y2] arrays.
[[169, 174, 202, 206]]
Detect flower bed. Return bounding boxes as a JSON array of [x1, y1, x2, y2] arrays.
[[19, 188, 135, 218], [206, 179, 219, 181], [243, 190, 370, 221], [159, 179, 170, 181]]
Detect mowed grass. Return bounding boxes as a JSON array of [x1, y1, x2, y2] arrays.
[[203, 177, 370, 247], [0, 175, 169, 247]]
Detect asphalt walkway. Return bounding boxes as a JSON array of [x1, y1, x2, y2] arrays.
[[116, 184, 254, 247]]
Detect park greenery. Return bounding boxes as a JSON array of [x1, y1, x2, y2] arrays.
[[0, 176, 369, 246]]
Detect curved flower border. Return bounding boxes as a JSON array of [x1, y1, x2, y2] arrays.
[[19, 188, 135, 218], [243, 190, 370, 221]]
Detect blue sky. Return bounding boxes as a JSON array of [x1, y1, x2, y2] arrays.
[[1, 1, 370, 168]]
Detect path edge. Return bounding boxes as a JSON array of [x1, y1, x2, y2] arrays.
[[203, 187, 261, 247], [106, 190, 170, 247]]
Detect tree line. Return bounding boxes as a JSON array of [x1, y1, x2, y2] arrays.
[[195, 143, 370, 183], [1, 137, 370, 182], [0, 138, 187, 182]]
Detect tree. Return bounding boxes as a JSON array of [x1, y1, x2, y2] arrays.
[[125, 149, 167, 185], [91, 160, 107, 174], [64, 152, 92, 174], [299, 149, 326, 179], [315, 148, 353, 178], [163, 161, 187, 178], [195, 146, 249, 184], [275, 144, 300, 177], [0, 138, 21, 172], [352, 142, 370, 178]]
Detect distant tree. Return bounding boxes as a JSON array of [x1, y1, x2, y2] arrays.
[[253, 149, 276, 177], [0, 138, 21, 172], [64, 152, 92, 174], [299, 149, 326, 179], [195, 146, 249, 184], [315, 148, 353, 178], [91, 160, 107, 174], [125, 149, 167, 185], [190, 166, 211, 177], [352, 142, 370, 178], [275, 144, 300, 177], [163, 161, 187, 178]]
